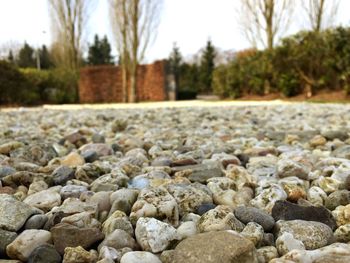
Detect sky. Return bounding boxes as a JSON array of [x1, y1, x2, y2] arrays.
[[0, 0, 349, 63]]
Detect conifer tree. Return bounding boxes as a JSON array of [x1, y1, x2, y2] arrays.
[[199, 40, 216, 94]]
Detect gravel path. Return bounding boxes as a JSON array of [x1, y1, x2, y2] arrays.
[[1, 102, 350, 263]]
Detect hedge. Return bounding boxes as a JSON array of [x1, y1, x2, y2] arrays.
[[0, 60, 79, 105]]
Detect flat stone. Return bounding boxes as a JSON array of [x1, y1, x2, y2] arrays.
[[0, 194, 39, 231], [172, 161, 223, 183], [24, 188, 62, 212], [272, 200, 337, 230], [234, 206, 275, 232], [168, 231, 257, 263], [79, 143, 113, 157], [51, 222, 104, 254]]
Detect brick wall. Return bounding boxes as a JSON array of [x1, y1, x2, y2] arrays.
[[79, 60, 168, 103]]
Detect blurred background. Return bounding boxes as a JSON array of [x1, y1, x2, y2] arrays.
[[0, 0, 349, 105]]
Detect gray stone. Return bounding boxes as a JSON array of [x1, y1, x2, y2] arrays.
[[0, 194, 39, 231], [322, 130, 349, 141], [0, 166, 16, 178], [27, 244, 61, 263], [25, 214, 48, 229], [272, 200, 337, 230], [234, 206, 275, 232], [0, 229, 17, 256], [171, 161, 223, 183], [52, 165, 75, 185]]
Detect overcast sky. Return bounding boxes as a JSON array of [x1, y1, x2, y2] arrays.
[[0, 0, 349, 62]]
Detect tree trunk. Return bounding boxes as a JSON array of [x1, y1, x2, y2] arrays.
[[129, 0, 139, 103], [129, 64, 137, 103], [315, 0, 325, 32], [266, 0, 274, 51], [121, 64, 128, 102]]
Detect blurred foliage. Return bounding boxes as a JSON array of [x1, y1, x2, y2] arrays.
[[214, 27, 350, 98], [0, 60, 37, 104], [0, 60, 78, 105]]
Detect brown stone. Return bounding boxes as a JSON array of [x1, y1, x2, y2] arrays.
[[168, 231, 257, 263], [51, 223, 104, 254]]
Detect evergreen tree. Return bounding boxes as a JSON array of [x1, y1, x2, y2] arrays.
[[169, 43, 182, 97], [7, 50, 15, 64], [199, 40, 216, 94], [17, 42, 36, 68], [39, 45, 53, 69], [180, 63, 200, 92], [88, 35, 114, 65], [100, 36, 114, 64]]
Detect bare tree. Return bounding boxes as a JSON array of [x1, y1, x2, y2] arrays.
[[237, 0, 293, 50], [109, 0, 130, 103], [109, 0, 162, 102], [48, 0, 93, 70], [302, 0, 341, 32]]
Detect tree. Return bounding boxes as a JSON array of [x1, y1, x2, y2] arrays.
[[39, 45, 53, 69], [87, 34, 114, 65], [7, 50, 15, 64], [199, 40, 216, 94], [237, 0, 293, 50], [169, 43, 182, 99], [110, 0, 163, 102], [17, 42, 36, 68], [48, 0, 93, 70], [302, 0, 341, 32], [179, 63, 200, 92]]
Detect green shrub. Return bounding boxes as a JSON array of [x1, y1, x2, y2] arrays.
[[0, 60, 38, 105], [48, 68, 79, 103], [279, 72, 301, 97], [213, 64, 242, 98], [20, 67, 79, 104]]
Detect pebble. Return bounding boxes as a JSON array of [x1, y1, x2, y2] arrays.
[[27, 244, 61, 263], [271, 200, 337, 230], [234, 206, 275, 232], [275, 220, 334, 250], [166, 230, 258, 263], [120, 251, 162, 263], [135, 217, 178, 253], [197, 205, 244, 232], [6, 229, 52, 261]]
